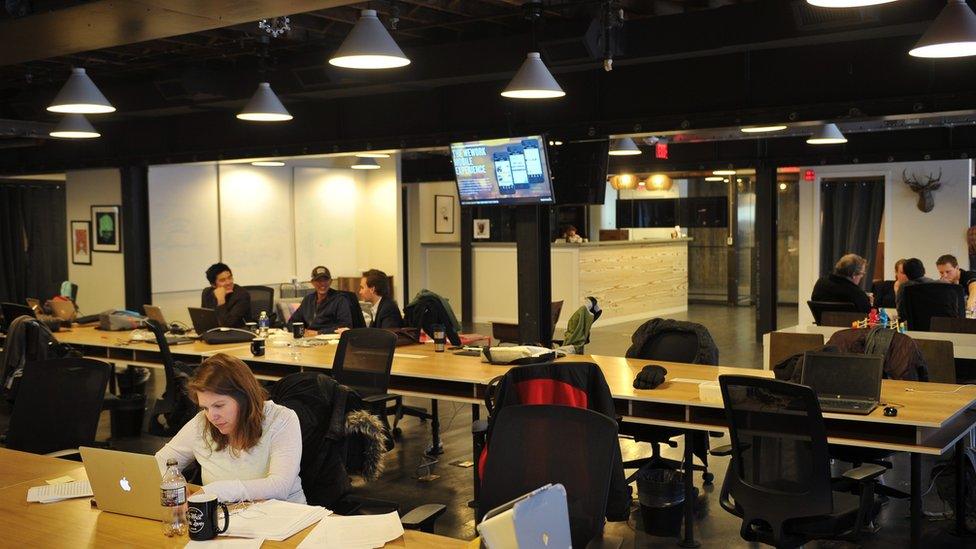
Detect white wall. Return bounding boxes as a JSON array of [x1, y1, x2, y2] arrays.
[[797, 159, 973, 325], [66, 168, 125, 314]]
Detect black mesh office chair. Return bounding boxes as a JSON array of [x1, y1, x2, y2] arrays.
[[621, 321, 718, 484], [337, 291, 367, 329], [1, 301, 35, 332], [715, 375, 884, 547], [480, 405, 618, 548], [242, 285, 275, 324], [901, 283, 965, 331], [4, 357, 112, 455], [820, 311, 866, 328], [807, 300, 858, 325], [331, 328, 400, 449]]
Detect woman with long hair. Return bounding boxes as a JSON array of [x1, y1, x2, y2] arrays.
[[154, 353, 305, 503]]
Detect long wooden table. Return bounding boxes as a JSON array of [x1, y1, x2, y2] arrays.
[[0, 449, 466, 548], [56, 326, 976, 548]]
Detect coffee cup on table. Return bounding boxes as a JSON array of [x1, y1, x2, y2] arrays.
[[187, 493, 229, 541], [292, 322, 305, 339], [250, 338, 266, 357]]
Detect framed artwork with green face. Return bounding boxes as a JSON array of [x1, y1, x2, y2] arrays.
[[91, 205, 122, 253]]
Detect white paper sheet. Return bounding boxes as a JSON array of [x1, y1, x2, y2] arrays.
[[185, 538, 265, 549], [296, 511, 404, 549]]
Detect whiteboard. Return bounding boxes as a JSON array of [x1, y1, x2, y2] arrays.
[[148, 164, 220, 294], [218, 164, 296, 285], [294, 167, 365, 279]]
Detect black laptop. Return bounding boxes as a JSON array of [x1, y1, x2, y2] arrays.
[[187, 307, 218, 335], [801, 351, 883, 415]]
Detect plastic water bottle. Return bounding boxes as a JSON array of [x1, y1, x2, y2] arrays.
[[258, 311, 269, 335], [160, 459, 188, 537]]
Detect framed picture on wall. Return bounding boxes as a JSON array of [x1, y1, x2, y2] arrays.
[[435, 194, 454, 234], [70, 220, 92, 265], [474, 218, 490, 239], [91, 205, 122, 253]]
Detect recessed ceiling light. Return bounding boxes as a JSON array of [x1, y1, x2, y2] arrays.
[[807, 123, 848, 145], [237, 83, 292, 122], [47, 68, 115, 114], [251, 161, 285, 167], [705, 176, 725, 181], [909, 0, 976, 59], [713, 169, 737, 176], [329, 9, 411, 69], [355, 152, 391, 158], [49, 114, 100, 139], [740, 125, 788, 133], [351, 157, 381, 170], [807, 0, 898, 7], [608, 137, 642, 156]]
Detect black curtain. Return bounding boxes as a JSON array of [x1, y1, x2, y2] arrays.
[[819, 179, 885, 288], [0, 181, 67, 303]]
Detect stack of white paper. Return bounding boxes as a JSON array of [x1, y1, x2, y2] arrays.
[[222, 500, 330, 541], [297, 511, 404, 549], [26, 481, 93, 503]]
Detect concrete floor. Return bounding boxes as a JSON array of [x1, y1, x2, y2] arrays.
[[3, 303, 974, 547]]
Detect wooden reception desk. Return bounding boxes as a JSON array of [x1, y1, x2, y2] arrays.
[[420, 238, 690, 327]]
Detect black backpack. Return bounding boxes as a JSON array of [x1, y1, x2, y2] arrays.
[[269, 372, 363, 507]]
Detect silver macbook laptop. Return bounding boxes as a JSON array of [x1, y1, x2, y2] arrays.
[[80, 447, 166, 521], [143, 304, 194, 345], [477, 483, 572, 549], [801, 351, 883, 415]]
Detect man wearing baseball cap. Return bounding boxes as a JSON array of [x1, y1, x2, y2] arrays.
[[287, 266, 352, 335]]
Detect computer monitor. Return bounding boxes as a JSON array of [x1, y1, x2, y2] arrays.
[[451, 135, 554, 206]]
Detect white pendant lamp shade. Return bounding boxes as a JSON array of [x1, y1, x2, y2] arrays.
[[608, 137, 642, 156], [351, 157, 380, 169], [501, 52, 565, 99], [329, 10, 410, 69], [909, 0, 976, 58], [49, 114, 100, 139], [807, 123, 848, 145], [47, 68, 115, 114], [237, 83, 292, 122], [807, 0, 898, 7]]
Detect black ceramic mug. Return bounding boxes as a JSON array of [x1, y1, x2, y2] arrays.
[[250, 337, 266, 357], [187, 493, 229, 541], [292, 322, 305, 339]]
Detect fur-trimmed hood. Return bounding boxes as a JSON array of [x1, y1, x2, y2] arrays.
[[345, 409, 387, 481]]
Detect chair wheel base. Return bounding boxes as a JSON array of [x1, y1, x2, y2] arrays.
[[425, 442, 444, 456], [678, 538, 701, 548], [702, 472, 714, 485]]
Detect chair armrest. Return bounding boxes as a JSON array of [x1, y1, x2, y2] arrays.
[[842, 463, 886, 482], [709, 444, 733, 457], [362, 393, 401, 405], [472, 419, 488, 435], [401, 503, 447, 533]]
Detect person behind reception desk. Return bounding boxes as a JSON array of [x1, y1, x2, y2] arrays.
[[201, 262, 251, 328], [360, 269, 402, 329], [556, 224, 583, 244], [155, 353, 305, 503], [811, 253, 872, 313], [937, 254, 976, 313], [287, 265, 352, 336]]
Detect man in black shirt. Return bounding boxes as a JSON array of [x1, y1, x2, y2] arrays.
[[288, 266, 352, 335], [200, 262, 251, 328], [896, 257, 937, 319], [937, 254, 976, 313], [811, 253, 871, 313], [359, 269, 403, 329]]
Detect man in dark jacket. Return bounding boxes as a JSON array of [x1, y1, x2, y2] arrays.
[[811, 253, 871, 313], [896, 257, 937, 319], [288, 266, 352, 335], [200, 262, 251, 328], [359, 269, 402, 329]]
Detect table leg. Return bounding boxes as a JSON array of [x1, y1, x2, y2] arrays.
[[679, 430, 700, 548], [955, 437, 968, 536], [470, 403, 481, 510], [426, 399, 444, 456], [911, 452, 921, 549]]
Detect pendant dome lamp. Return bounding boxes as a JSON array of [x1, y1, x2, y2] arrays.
[[329, 9, 410, 69], [608, 137, 642, 156], [237, 82, 292, 122], [501, 2, 564, 99], [47, 68, 115, 114], [807, 123, 848, 145], [49, 114, 100, 139], [909, 0, 976, 58]]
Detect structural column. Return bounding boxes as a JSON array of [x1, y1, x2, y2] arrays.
[[755, 163, 778, 341], [120, 165, 151, 311], [516, 205, 552, 346]]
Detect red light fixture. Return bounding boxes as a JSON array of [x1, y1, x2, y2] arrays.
[[804, 169, 816, 181]]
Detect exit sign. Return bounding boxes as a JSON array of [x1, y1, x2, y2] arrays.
[[804, 169, 816, 181], [655, 142, 668, 159]]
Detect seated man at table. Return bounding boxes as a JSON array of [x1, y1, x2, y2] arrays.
[[937, 254, 976, 313], [872, 258, 907, 309], [360, 269, 402, 329], [896, 257, 938, 318], [287, 266, 352, 336], [200, 262, 251, 328], [811, 253, 871, 313]]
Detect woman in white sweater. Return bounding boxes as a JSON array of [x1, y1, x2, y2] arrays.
[[155, 353, 306, 503]]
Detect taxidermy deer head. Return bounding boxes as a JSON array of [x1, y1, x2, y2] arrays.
[[902, 168, 941, 213]]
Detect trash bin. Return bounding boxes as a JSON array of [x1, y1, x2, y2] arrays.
[[116, 366, 151, 396], [110, 393, 147, 439], [636, 466, 686, 537]]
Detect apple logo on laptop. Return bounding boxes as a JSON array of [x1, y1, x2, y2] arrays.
[[119, 476, 132, 492]]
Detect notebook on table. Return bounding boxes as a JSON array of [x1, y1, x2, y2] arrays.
[[801, 351, 883, 415]]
